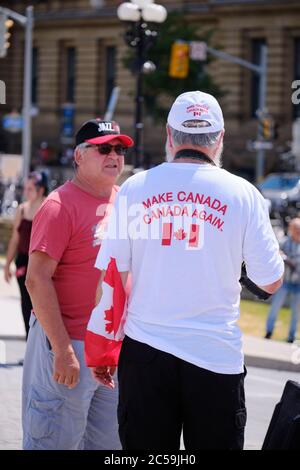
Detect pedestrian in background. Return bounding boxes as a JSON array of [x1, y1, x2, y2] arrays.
[[23, 119, 133, 450], [4, 171, 48, 339], [93, 91, 284, 450], [265, 217, 300, 343]]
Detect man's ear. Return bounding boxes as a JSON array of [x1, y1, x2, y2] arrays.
[[166, 125, 173, 148], [74, 147, 83, 167], [217, 129, 225, 144], [215, 129, 224, 151], [212, 130, 224, 158]]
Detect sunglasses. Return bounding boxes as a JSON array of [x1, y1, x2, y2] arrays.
[[85, 144, 128, 156]]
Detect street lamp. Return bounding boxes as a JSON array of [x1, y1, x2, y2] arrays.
[[117, 0, 167, 169]]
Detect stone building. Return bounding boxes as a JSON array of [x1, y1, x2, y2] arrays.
[[0, 0, 300, 178]]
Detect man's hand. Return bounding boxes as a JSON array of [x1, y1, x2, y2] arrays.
[[52, 346, 80, 389], [91, 365, 116, 389]]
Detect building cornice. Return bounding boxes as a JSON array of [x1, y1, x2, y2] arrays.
[[31, 0, 300, 23]]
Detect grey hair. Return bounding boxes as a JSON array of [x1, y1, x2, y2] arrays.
[[73, 143, 89, 170], [166, 125, 224, 167], [168, 125, 222, 148], [76, 143, 89, 153]]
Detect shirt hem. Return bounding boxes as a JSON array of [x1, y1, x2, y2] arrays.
[[125, 332, 244, 375]]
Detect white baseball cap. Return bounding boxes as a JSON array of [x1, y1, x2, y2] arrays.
[[167, 90, 224, 134]]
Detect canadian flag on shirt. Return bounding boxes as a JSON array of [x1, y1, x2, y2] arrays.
[[84, 258, 127, 367]]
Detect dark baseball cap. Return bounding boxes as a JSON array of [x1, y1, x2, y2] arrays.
[[75, 119, 134, 147]]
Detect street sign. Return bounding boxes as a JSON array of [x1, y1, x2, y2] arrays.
[[61, 103, 75, 143], [252, 140, 273, 150], [0, 153, 22, 181], [0, 79, 5, 104], [292, 118, 300, 159], [190, 41, 207, 61], [2, 111, 23, 132]]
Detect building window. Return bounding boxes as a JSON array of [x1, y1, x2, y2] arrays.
[[32, 47, 38, 105], [293, 38, 300, 119], [105, 46, 116, 106], [250, 38, 266, 118], [66, 47, 76, 103]]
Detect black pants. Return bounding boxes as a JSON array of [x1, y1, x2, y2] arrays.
[[118, 336, 247, 450], [15, 254, 32, 339]]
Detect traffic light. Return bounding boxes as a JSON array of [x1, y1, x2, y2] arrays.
[[0, 13, 14, 59], [259, 116, 274, 141], [169, 41, 189, 79]]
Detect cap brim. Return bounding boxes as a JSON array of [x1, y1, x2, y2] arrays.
[[85, 134, 134, 147]]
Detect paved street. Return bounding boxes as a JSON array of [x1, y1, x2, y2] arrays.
[[0, 259, 26, 450], [0, 340, 25, 450], [245, 366, 300, 449], [1, 339, 300, 451], [0, 259, 26, 339]]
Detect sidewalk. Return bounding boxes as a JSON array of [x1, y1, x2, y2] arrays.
[[0, 260, 26, 340], [0, 260, 299, 371], [243, 334, 300, 373]]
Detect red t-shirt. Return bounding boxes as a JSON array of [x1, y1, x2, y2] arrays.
[[29, 181, 118, 340]]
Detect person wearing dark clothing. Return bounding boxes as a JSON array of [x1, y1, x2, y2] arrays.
[[15, 214, 33, 337], [4, 171, 48, 338]]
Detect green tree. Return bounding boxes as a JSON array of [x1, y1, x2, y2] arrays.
[[123, 11, 223, 122]]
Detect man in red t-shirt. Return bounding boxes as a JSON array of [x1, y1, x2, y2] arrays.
[[22, 119, 133, 450]]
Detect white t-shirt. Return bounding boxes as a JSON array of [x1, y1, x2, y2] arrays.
[[95, 162, 284, 374]]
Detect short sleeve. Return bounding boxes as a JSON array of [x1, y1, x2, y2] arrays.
[[95, 189, 131, 272], [30, 199, 72, 262], [243, 188, 284, 286]]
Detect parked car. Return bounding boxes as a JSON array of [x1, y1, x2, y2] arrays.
[[258, 173, 300, 209], [257, 173, 300, 225]]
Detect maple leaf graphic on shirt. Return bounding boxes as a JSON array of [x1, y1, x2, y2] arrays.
[[174, 228, 187, 240], [104, 307, 114, 334]]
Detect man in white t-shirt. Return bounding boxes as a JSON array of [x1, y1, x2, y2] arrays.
[[93, 91, 284, 450]]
